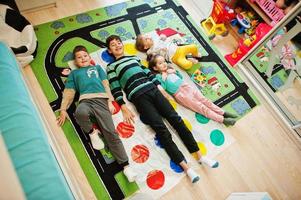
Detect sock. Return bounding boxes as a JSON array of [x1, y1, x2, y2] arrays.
[[199, 156, 219, 168], [223, 118, 236, 126], [123, 166, 137, 182], [186, 168, 200, 183], [89, 129, 104, 150], [223, 111, 238, 118], [187, 57, 199, 64], [186, 55, 202, 61]]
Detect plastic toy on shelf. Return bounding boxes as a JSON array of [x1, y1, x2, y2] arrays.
[[250, 0, 285, 25], [201, 0, 235, 40], [225, 23, 272, 66], [231, 12, 252, 34]]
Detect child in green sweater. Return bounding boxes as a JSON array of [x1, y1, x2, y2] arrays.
[[57, 45, 137, 182]]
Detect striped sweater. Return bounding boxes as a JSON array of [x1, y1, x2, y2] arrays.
[[107, 56, 160, 105]]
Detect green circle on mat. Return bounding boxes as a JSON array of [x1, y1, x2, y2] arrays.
[[210, 129, 225, 146], [195, 113, 210, 124]]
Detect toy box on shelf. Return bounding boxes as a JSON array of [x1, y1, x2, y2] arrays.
[[249, 0, 285, 26], [225, 22, 272, 66]]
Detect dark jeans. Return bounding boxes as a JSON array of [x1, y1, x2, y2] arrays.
[[131, 88, 199, 164]]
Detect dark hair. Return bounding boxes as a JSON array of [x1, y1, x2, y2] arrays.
[[135, 34, 147, 52], [147, 53, 162, 73], [106, 35, 122, 49], [73, 45, 88, 56], [284, 0, 298, 7]]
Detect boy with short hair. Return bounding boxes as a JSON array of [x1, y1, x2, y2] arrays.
[[57, 45, 137, 182], [106, 35, 219, 184]]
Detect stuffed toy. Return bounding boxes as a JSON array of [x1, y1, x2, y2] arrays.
[[0, 4, 37, 67]]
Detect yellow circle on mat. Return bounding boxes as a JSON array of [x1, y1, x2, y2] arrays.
[[169, 99, 177, 110], [124, 43, 137, 55], [183, 118, 192, 131], [141, 59, 148, 67], [192, 142, 207, 159]]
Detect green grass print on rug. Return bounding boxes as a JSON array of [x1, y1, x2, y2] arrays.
[[249, 46, 292, 91], [31, 0, 260, 199]]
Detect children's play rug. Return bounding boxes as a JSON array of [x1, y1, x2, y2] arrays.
[[31, 0, 260, 199]]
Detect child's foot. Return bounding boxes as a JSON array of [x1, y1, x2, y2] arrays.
[[186, 54, 202, 62], [187, 57, 199, 64], [89, 129, 104, 150], [123, 166, 137, 182], [187, 168, 200, 183], [223, 118, 237, 126], [199, 156, 219, 168], [223, 111, 238, 118]]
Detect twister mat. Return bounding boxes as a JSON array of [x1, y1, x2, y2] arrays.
[[31, 0, 259, 199]]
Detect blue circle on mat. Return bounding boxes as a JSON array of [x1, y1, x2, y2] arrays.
[[170, 159, 186, 173], [154, 136, 163, 148], [195, 113, 210, 124], [101, 50, 115, 63]]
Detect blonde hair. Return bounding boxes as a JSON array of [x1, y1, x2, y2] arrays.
[[135, 34, 147, 52]]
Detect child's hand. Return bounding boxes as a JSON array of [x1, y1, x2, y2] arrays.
[[167, 68, 176, 74], [57, 110, 68, 126], [108, 101, 116, 114], [121, 104, 135, 125], [162, 72, 168, 80], [159, 34, 167, 41]]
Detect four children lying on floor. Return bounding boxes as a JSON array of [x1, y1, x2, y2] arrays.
[[58, 32, 238, 184]]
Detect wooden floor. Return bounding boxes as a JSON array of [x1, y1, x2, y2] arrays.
[[22, 0, 301, 199]]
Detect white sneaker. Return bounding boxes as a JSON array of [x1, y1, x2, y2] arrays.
[[199, 156, 219, 168], [187, 168, 200, 183], [123, 166, 137, 182], [89, 129, 104, 150]]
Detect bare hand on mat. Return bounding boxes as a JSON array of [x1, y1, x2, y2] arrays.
[[121, 104, 135, 125], [57, 110, 68, 126]]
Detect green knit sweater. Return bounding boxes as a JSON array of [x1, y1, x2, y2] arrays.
[[107, 56, 160, 105]]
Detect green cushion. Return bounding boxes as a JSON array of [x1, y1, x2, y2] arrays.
[[0, 42, 73, 200]]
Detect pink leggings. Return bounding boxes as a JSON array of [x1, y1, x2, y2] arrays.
[[174, 83, 224, 123]]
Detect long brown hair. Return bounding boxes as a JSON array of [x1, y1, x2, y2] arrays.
[[147, 53, 162, 73]]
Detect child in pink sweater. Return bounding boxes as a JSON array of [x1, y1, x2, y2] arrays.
[[148, 54, 238, 126]]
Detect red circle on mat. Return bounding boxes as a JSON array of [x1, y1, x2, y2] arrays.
[[131, 145, 150, 163], [146, 170, 165, 190], [116, 122, 134, 138], [112, 101, 120, 115]]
